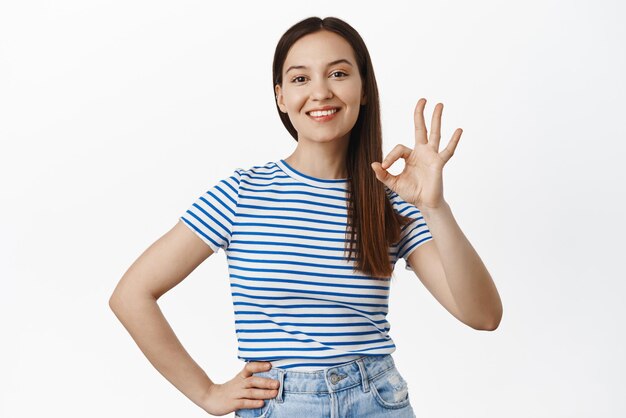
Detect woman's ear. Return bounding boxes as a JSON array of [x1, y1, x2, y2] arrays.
[[361, 91, 367, 105], [275, 84, 287, 113]]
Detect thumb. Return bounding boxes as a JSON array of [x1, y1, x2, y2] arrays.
[[370, 162, 393, 187]]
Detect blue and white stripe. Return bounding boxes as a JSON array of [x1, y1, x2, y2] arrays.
[[180, 159, 432, 371]]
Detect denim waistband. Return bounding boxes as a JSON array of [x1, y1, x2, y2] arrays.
[[254, 354, 396, 403]]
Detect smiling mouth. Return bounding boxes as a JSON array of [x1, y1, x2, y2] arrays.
[[307, 108, 340, 122]]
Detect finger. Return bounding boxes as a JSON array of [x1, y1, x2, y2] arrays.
[[414, 98, 428, 145], [247, 377, 280, 390], [370, 161, 398, 190], [429, 103, 443, 150], [243, 387, 279, 400], [439, 128, 463, 163], [381, 144, 412, 169], [241, 361, 272, 378], [237, 398, 270, 409]]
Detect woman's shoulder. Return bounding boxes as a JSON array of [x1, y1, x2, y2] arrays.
[[384, 186, 422, 214], [233, 160, 280, 179]]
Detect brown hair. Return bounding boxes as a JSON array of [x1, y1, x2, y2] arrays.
[[272, 16, 414, 280]]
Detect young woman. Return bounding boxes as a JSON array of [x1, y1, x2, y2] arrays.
[[110, 16, 502, 418]]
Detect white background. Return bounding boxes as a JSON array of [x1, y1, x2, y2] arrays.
[[1, 1, 625, 417]]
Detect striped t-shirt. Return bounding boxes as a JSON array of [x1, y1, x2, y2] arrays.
[[179, 159, 433, 371]]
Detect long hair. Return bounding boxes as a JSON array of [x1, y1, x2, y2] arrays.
[[272, 16, 414, 279]]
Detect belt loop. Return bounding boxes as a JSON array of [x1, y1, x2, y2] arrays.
[[356, 358, 370, 393], [275, 368, 285, 403]]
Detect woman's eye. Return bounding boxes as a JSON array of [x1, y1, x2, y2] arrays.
[[291, 72, 347, 83]]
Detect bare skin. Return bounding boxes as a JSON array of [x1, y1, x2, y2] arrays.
[[109, 220, 279, 416], [371, 98, 502, 329], [204, 361, 280, 416]]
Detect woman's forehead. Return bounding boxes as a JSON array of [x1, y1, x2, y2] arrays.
[[284, 31, 355, 70]]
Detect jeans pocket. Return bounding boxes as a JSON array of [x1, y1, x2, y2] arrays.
[[369, 366, 411, 410], [234, 397, 275, 418]]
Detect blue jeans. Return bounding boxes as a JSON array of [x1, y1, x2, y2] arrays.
[[234, 354, 417, 417]]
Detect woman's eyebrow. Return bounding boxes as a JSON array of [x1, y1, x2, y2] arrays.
[[285, 59, 353, 74]]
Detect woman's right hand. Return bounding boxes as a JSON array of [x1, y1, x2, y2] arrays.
[[201, 361, 280, 416]]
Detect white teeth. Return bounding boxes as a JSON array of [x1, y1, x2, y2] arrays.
[[308, 108, 338, 117]]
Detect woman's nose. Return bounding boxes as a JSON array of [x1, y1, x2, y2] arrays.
[[309, 79, 333, 100]]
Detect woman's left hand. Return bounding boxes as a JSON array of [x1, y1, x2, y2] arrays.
[[371, 98, 463, 210]]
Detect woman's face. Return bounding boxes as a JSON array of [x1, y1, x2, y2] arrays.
[[275, 30, 367, 145]]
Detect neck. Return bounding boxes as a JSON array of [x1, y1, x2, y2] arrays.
[[284, 134, 350, 179]]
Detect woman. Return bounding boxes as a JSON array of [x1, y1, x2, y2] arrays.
[[109, 16, 502, 417]]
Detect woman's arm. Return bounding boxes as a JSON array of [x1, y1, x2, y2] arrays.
[[412, 201, 502, 330], [109, 220, 216, 411], [372, 98, 502, 330]]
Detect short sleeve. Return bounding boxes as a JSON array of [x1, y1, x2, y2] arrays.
[[179, 169, 242, 254], [386, 187, 433, 271]]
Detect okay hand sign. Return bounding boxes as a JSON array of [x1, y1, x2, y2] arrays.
[[371, 98, 463, 210]]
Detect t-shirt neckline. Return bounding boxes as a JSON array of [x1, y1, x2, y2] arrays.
[[275, 159, 350, 189]]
